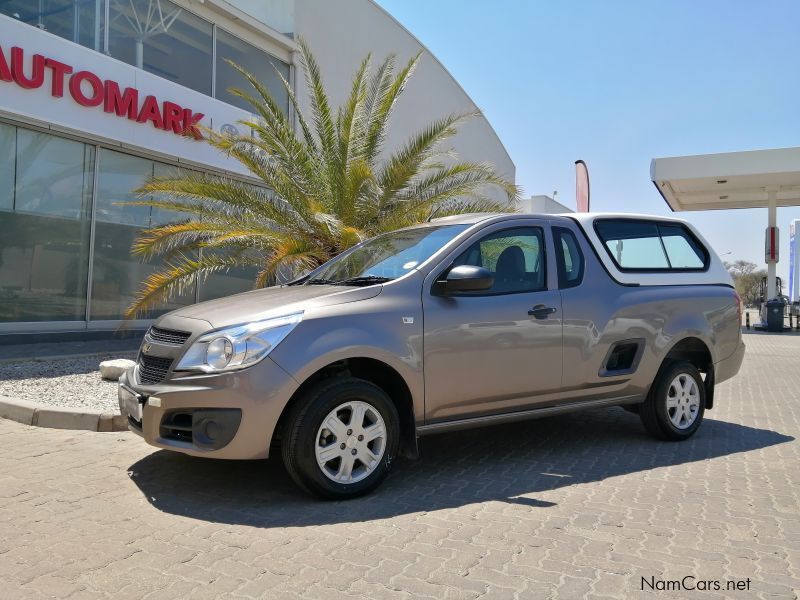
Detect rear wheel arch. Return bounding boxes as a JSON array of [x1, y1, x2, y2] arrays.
[[271, 357, 418, 459], [661, 336, 715, 409]]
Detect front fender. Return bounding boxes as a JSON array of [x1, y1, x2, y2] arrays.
[[268, 300, 424, 423]]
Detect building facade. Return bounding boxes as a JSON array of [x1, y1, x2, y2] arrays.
[[519, 195, 574, 214], [0, 0, 514, 335]]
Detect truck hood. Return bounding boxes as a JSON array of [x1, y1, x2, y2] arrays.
[[161, 284, 382, 329]]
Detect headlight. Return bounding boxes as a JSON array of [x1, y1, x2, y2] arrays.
[[175, 312, 303, 373]]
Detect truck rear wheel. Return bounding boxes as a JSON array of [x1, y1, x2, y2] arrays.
[[281, 377, 400, 499], [640, 360, 705, 441]]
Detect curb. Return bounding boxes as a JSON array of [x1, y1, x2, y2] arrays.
[[0, 395, 128, 432]]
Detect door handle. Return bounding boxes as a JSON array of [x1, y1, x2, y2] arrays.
[[528, 304, 557, 319]]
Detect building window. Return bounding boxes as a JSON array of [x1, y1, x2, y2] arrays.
[[199, 264, 257, 302], [215, 27, 290, 115], [106, 0, 213, 96], [90, 148, 195, 321], [0, 123, 13, 212], [1, 0, 103, 51], [0, 121, 279, 328], [2, 1, 291, 114], [0, 124, 94, 322]]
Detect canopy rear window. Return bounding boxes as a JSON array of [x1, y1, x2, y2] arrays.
[[594, 219, 708, 272]]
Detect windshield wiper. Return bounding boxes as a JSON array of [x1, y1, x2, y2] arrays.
[[334, 275, 393, 286], [303, 277, 337, 285]]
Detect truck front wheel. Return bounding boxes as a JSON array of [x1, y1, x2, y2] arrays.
[[281, 377, 400, 499]]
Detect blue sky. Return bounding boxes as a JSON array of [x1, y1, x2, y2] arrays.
[[376, 0, 800, 281]]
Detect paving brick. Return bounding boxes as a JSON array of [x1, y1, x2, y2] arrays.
[[0, 333, 798, 599]]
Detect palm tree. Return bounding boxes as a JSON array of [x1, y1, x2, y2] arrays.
[[125, 39, 519, 318]]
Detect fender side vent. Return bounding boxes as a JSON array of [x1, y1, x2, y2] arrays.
[[600, 339, 645, 376]]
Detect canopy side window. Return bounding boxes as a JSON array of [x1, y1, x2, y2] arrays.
[[594, 219, 709, 272]]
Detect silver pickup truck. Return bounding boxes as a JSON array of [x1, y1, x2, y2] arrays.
[[120, 213, 744, 499]]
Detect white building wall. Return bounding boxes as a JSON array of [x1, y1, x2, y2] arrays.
[[292, 0, 516, 201], [519, 195, 574, 214]]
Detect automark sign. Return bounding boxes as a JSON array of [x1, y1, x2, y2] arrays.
[[0, 44, 205, 139], [0, 12, 252, 177]]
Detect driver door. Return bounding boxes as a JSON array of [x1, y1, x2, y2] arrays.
[[422, 220, 563, 422]]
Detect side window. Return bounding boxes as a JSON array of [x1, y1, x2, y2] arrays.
[[452, 227, 546, 294], [595, 221, 668, 269], [594, 219, 708, 271], [658, 224, 706, 268], [554, 227, 584, 288]]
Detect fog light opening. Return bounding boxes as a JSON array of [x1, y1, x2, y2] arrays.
[[201, 419, 222, 441]]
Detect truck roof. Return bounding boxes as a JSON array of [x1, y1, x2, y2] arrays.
[[428, 212, 732, 288], [429, 211, 697, 227]]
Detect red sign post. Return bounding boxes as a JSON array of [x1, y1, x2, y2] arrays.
[[765, 226, 779, 263]]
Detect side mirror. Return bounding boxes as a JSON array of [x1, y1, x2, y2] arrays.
[[441, 265, 494, 294]]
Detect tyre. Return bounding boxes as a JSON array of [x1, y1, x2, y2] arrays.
[[640, 360, 705, 441], [281, 377, 400, 499]]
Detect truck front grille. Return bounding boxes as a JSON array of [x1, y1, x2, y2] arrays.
[[147, 326, 191, 346], [138, 354, 173, 385]]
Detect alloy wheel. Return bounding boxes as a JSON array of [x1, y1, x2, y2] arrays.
[[315, 401, 387, 483], [666, 373, 700, 430]]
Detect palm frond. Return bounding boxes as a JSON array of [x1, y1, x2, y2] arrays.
[[131, 220, 263, 259], [256, 237, 331, 287], [272, 63, 318, 154], [125, 252, 260, 319], [364, 53, 421, 162], [125, 43, 518, 319], [136, 174, 312, 232], [374, 112, 475, 217], [298, 39, 338, 180], [397, 162, 521, 207]]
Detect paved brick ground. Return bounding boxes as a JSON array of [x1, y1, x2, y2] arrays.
[[0, 331, 798, 599]]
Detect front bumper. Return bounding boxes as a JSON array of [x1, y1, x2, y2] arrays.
[[119, 356, 299, 460]]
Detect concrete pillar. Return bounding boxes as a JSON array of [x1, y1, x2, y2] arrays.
[[767, 188, 778, 300], [135, 39, 144, 70]]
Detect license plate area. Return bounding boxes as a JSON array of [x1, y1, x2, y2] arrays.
[[119, 384, 144, 422]]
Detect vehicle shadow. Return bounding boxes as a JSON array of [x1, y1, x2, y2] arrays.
[[127, 407, 793, 527]]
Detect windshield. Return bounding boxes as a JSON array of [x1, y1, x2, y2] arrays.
[[305, 224, 469, 285]]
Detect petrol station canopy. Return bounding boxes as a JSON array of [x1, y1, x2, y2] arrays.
[[651, 146, 800, 303], [651, 146, 800, 211]]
